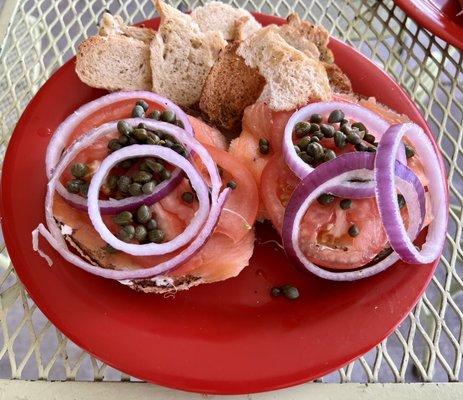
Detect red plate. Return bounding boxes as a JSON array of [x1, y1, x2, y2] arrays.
[[0, 14, 447, 394], [394, 0, 463, 50]]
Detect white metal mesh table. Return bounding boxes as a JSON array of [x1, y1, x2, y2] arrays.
[[0, 0, 462, 395]]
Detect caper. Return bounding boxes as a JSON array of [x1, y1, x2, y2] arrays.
[[346, 131, 361, 144], [131, 105, 145, 118], [117, 175, 131, 193], [309, 123, 320, 133], [119, 225, 135, 242], [340, 199, 352, 210], [172, 143, 188, 157], [271, 287, 282, 297], [281, 284, 299, 300], [309, 113, 322, 124], [113, 211, 133, 226], [328, 109, 345, 123], [175, 119, 185, 128], [294, 145, 301, 154], [108, 139, 122, 152], [363, 133, 376, 144], [334, 131, 346, 149], [128, 182, 142, 196], [66, 179, 83, 194], [106, 175, 118, 190], [366, 146, 377, 153], [142, 181, 156, 194], [340, 118, 349, 127], [117, 120, 133, 137], [158, 140, 166, 147], [160, 109, 176, 123], [146, 219, 158, 231], [259, 138, 270, 155], [148, 229, 165, 243], [161, 169, 171, 181], [405, 145, 415, 158], [145, 159, 164, 174], [134, 225, 148, 242], [133, 128, 148, 142], [298, 136, 311, 151], [136, 205, 151, 224], [352, 122, 366, 132], [164, 139, 174, 148], [310, 136, 320, 143], [146, 135, 158, 145], [307, 142, 325, 159], [181, 191, 194, 203], [149, 110, 161, 120], [355, 143, 368, 152], [71, 163, 89, 179], [79, 182, 89, 198], [397, 194, 406, 209], [299, 152, 314, 165], [348, 224, 360, 237], [227, 181, 237, 190], [320, 124, 335, 138], [136, 99, 149, 111], [323, 149, 336, 162], [118, 159, 132, 169], [341, 124, 352, 136], [133, 171, 153, 184], [317, 193, 335, 205], [313, 131, 325, 140], [118, 134, 129, 146], [137, 122, 146, 129], [294, 121, 311, 138]]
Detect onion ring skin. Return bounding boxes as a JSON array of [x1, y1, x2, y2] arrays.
[[375, 123, 447, 264]]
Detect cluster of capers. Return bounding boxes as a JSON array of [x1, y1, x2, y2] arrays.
[[66, 163, 90, 197], [112, 204, 164, 244], [103, 158, 172, 198], [294, 110, 415, 168], [108, 119, 188, 158]]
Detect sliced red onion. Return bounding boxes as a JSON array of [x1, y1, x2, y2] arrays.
[[283, 101, 407, 198], [46, 91, 193, 178], [88, 145, 210, 256], [282, 152, 426, 281], [375, 123, 447, 264], [51, 118, 189, 214], [32, 189, 230, 280]]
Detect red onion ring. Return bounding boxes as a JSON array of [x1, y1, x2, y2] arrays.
[[283, 101, 407, 198], [282, 152, 426, 281], [88, 145, 210, 256], [375, 123, 447, 264], [46, 91, 193, 178], [32, 189, 230, 281]]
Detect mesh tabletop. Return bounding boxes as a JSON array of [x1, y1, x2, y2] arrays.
[[0, 0, 462, 385]]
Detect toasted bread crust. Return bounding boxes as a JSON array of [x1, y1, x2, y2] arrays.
[[324, 62, 353, 93], [199, 42, 266, 133]]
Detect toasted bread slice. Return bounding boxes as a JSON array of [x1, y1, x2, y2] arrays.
[[237, 26, 331, 111], [191, 1, 261, 40], [150, 0, 227, 107], [200, 42, 265, 133], [283, 13, 333, 63], [324, 62, 352, 93], [75, 35, 152, 91], [98, 12, 155, 43]]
